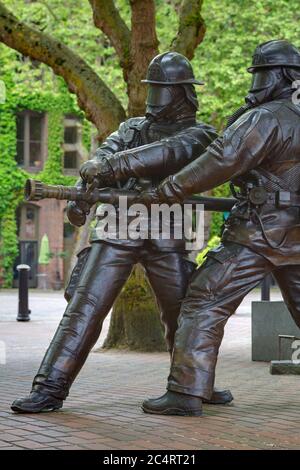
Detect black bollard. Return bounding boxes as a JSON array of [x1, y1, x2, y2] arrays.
[[16, 264, 31, 322], [261, 274, 271, 301]]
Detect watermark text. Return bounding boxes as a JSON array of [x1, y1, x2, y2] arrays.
[[94, 199, 205, 251]]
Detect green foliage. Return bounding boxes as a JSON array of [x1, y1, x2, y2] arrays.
[[0, 43, 83, 285], [196, 0, 300, 129], [210, 182, 232, 237], [0, 209, 19, 286], [0, 94, 26, 285], [2, 0, 299, 126], [196, 235, 221, 266], [192, 0, 300, 237]]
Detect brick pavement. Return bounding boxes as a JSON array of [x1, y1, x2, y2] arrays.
[[0, 289, 300, 450]]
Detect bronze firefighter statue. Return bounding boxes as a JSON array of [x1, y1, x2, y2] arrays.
[[12, 52, 232, 413], [133, 40, 300, 416]]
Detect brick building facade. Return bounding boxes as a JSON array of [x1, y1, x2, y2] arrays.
[[13, 111, 84, 289]]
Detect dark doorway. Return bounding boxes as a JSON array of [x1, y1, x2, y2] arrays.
[[13, 203, 39, 288], [13, 241, 38, 288]]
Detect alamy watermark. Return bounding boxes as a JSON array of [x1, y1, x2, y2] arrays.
[[292, 80, 300, 105], [291, 340, 300, 365], [94, 198, 205, 251]]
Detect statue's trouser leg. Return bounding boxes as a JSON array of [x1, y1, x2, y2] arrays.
[[167, 243, 274, 400], [32, 242, 136, 400], [143, 250, 195, 353], [273, 265, 300, 328]]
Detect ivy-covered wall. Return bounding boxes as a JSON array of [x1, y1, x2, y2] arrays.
[[0, 46, 91, 286]]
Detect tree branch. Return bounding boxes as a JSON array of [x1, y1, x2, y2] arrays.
[[127, 0, 159, 116], [170, 0, 206, 60], [35, 1, 59, 22], [89, 0, 131, 68], [0, 2, 126, 139]]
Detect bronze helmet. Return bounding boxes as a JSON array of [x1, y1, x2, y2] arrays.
[[248, 40, 300, 72], [142, 52, 203, 86]]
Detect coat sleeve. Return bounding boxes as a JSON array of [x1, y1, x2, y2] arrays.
[[105, 123, 218, 181], [92, 117, 144, 161], [76, 125, 126, 190], [158, 107, 284, 202], [92, 129, 125, 161]]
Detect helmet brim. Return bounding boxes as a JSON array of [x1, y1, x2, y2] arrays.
[[141, 79, 204, 85], [248, 63, 300, 73]]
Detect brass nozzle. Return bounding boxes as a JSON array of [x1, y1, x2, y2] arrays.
[[24, 179, 43, 201]]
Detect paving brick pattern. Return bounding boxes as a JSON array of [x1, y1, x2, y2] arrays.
[[0, 289, 299, 450]]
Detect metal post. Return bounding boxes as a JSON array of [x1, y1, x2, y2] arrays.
[[16, 264, 31, 322], [261, 274, 271, 301]]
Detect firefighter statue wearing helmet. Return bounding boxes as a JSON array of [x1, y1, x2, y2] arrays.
[[11, 52, 233, 413], [128, 40, 300, 416]]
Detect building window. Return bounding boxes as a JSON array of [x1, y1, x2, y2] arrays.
[[16, 203, 39, 241], [64, 125, 78, 144], [63, 115, 82, 175], [16, 111, 47, 171]]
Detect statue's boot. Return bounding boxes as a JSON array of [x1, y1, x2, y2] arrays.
[[168, 352, 233, 406], [169, 351, 234, 405], [142, 390, 203, 416], [11, 391, 63, 414], [203, 388, 233, 405]]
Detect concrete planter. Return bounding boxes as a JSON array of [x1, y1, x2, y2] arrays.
[[251, 301, 300, 362]]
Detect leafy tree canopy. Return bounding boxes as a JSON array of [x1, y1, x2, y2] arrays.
[[2, 0, 299, 129]]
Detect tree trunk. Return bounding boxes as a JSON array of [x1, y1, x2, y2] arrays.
[[126, 0, 159, 116], [170, 0, 206, 60], [103, 265, 166, 351], [92, 1, 161, 350], [102, 1, 161, 350]]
